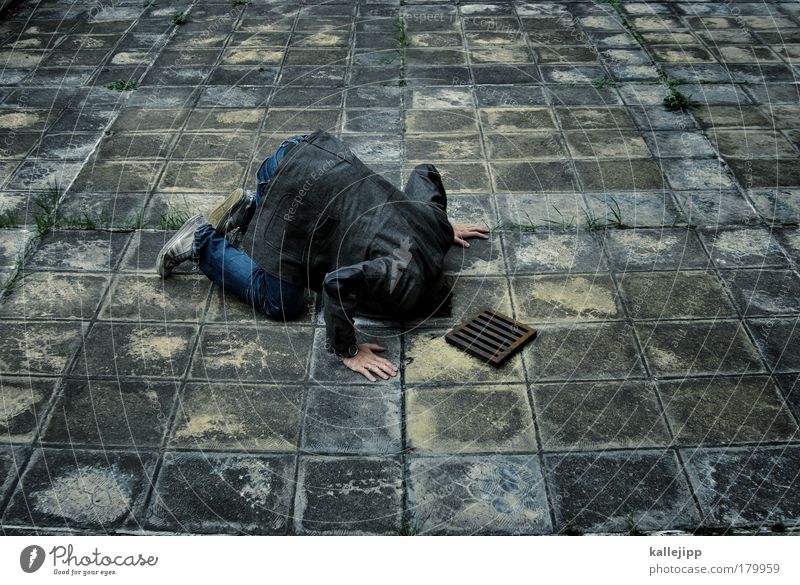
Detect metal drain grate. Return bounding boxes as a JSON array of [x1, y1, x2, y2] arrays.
[[445, 308, 537, 367]]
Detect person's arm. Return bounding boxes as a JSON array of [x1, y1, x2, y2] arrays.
[[322, 258, 399, 382]]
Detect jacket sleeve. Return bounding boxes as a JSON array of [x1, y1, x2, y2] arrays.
[[404, 163, 447, 211], [322, 257, 399, 357]]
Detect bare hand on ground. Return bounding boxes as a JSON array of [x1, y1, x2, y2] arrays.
[[451, 223, 490, 248], [343, 343, 398, 382]]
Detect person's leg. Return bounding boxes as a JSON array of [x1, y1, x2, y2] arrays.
[[193, 223, 305, 319]]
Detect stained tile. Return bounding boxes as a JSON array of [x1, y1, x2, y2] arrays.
[[170, 383, 302, 451], [0, 272, 109, 319], [546, 450, 699, 533], [2, 448, 157, 530], [523, 322, 644, 382], [42, 379, 177, 448], [535, 380, 669, 450], [407, 455, 551, 534], [511, 274, 622, 322], [637, 320, 764, 377], [0, 377, 58, 443], [72, 322, 197, 379], [683, 446, 800, 527], [302, 384, 401, 455], [659, 376, 798, 445], [294, 456, 402, 534], [190, 325, 312, 383], [618, 271, 736, 319], [145, 452, 294, 534], [406, 385, 536, 453]]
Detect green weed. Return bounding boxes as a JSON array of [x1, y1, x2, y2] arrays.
[[158, 210, 191, 230], [0, 210, 18, 228], [172, 11, 187, 25], [606, 195, 631, 229], [231, 0, 250, 6], [106, 80, 138, 91], [591, 76, 616, 88], [32, 184, 61, 236], [544, 204, 576, 231], [663, 88, 695, 112]]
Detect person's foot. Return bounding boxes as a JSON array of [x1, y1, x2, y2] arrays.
[[208, 187, 256, 245], [156, 214, 207, 277]]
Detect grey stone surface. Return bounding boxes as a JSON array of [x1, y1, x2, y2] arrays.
[[2, 0, 800, 535]]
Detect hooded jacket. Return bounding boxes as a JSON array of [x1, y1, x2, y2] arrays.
[[240, 129, 454, 357]]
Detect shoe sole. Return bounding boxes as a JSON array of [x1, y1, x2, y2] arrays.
[[208, 188, 243, 234], [156, 213, 204, 277]]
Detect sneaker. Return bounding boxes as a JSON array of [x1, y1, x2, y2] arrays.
[[208, 187, 256, 245], [156, 214, 208, 277]]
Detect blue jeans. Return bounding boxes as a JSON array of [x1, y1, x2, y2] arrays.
[[193, 135, 307, 319]]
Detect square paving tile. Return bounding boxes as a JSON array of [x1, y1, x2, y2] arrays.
[[574, 159, 666, 191], [486, 132, 566, 160], [0, 321, 85, 376], [546, 450, 699, 533], [302, 384, 401, 455], [699, 228, 789, 268], [0, 272, 109, 320], [99, 274, 210, 322], [2, 448, 157, 530], [407, 455, 551, 535], [190, 325, 312, 384], [748, 318, 800, 373], [406, 385, 536, 454], [145, 452, 294, 534], [673, 191, 761, 227], [25, 230, 131, 272], [170, 383, 302, 451], [601, 228, 710, 271], [492, 161, 579, 192], [403, 328, 526, 386], [534, 380, 670, 450], [294, 456, 402, 535], [523, 322, 645, 382], [748, 188, 800, 224], [683, 446, 800, 528], [719, 269, 800, 316], [583, 192, 683, 228], [71, 161, 163, 193], [41, 379, 177, 449], [72, 322, 197, 379], [555, 106, 636, 130], [503, 231, 607, 275], [405, 109, 478, 134], [157, 161, 246, 193], [0, 377, 58, 443], [511, 274, 623, 322], [565, 131, 650, 159], [637, 320, 765, 377], [659, 376, 798, 446], [618, 270, 737, 320]]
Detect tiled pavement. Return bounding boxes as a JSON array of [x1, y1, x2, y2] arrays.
[[1, 0, 800, 535]]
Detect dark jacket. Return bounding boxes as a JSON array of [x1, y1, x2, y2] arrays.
[[240, 129, 454, 356]]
